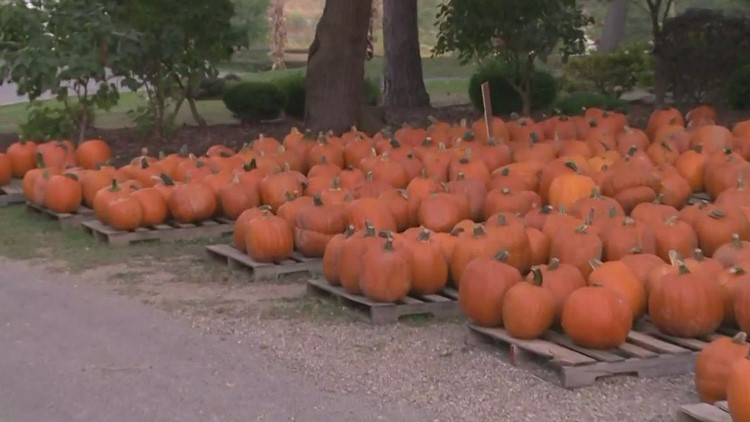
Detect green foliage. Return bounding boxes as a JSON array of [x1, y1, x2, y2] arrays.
[[223, 81, 287, 123], [273, 73, 381, 120], [274, 72, 307, 119], [195, 74, 241, 100], [553, 91, 628, 116], [468, 61, 557, 114], [19, 103, 77, 141], [727, 64, 750, 109], [658, 7, 750, 105], [110, 0, 245, 139], [231, 0, 271, 47], [433, 0, 591, 114], [563, 43, 653, 98], [0, 0, 125, 143]]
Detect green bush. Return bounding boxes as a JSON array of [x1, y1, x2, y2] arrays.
[[468, 60, 557, 115], [273, 73, 381, 119], [563, 42, 653, 98], [727, 64, 750, 109], [20, 102, 79, 140], [195, 73, 241, 100], [223, 81, 287, 123], [553, 91, 628, 116]]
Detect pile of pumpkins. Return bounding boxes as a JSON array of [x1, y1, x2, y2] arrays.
[[696, 331, 750, 420]]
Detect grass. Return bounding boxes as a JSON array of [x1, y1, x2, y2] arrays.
[[260, 296, 359, 323], [0, 56, 473, 134], [0, 206, 220, 273]]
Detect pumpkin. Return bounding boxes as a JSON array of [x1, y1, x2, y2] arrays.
[[533, 258, 586, 325], [450, 224, 501, 285], [219, 174, 259, 220], [6, 139, 37, 178], [485, 213, 532, 274], [74, 139, 112, 170], [714, 234, 750, 268], [167, 180, 217, 223], [338, 222, 381, 294], [106, 196, 143, 231], [526, 227, 550, 266], [601, 217, 656, 261], [93, 180, 129, 224], [561, 285, 632, 350], [652, 215, 699, 262], [675, 145, 708, 192], [726, 351, 750, 421], [0, 153, 11, 185], [346, 197, 398, 232], [43, 174, 82, 213], [232, 206, 269, 252], [446, 173, 489, 221], [407, 229, 449, 295], [322, 225, 355, 285], [259, 167, 305, 212], [418, 192, 468, 233], [458, 250, 522, 327], [619, 251, 665, 287], [547, 164, 597, 210], [359, 236, 412, 303], [244, 209, 294, 263], [276, 192, 314, 230], [695, 332, 750, 404], [294, 194, 347, 257], [549, 224, 603, 279], [693, 207, 750, 257], [588, 260, 647, 320], [502, 268, 555, 339], [80, 169, 115, 208], [130, 187, 168, 227], [649, 258, 724, 338]]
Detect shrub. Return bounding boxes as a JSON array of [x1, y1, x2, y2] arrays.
[[727, 64, 750, 110], [563, 42, 653, 98], [223, 81, 287, 123], [468, 60, 557, 115], [195, 74, 241, 100], [273, 73, 381, 119], [20, 102, 80, 140], [553, 91, 628, 116], [658, 8, 750, 105], [274, 72, 306, 119]]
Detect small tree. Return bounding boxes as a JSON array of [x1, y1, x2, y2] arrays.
[[111, 0, 244, 140], [268, 0, 287, 70], [434, 0, 592, 116], [0, 0, 128, 143]]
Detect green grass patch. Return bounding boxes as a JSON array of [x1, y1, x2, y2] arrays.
[[260, 296, 359, 323], [0, 206, 223, 273]]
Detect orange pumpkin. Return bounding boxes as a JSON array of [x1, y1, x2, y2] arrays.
[[359, 236, 412, 303], [6, 139, 37, 178], [322, 225, 355, 285], [695, 332, 750, 404], [74, 139, 112, 170], [562, 285, 632, 350], [244, 209, 294, 263], [458, 250, 522, 327], [502, 268, 555, 339], [130, 187, 168, 227], [406, 229, 449, 295]]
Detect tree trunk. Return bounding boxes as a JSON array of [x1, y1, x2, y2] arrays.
[[269, 0, 287, 70], [382, 0, 430, 109], [304, 0, 373, 134], [599, 0, 629, 53]]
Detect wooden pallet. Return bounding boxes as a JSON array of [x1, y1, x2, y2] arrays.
[[677, 401, 730, 422], [0, 179, 23, 207], [82, 218, 233, 246], [25, 201, 95, 228], [205, 244, 323, 281], [466, 318, 726, 389], [306, 278, 460, 324]]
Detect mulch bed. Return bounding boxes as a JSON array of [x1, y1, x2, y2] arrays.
[[2, 102, 750, 167]]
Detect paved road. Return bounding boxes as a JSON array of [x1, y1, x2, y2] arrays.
[[0, 259, 432, 422]]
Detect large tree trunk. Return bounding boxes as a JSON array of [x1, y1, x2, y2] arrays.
[[304, 0, 372, 134], [599, 0, 629, 53], [382, 0, 430, 109]]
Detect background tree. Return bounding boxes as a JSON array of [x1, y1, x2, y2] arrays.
[[599, 0, 630, 52], [382, 0, 430, 109], [434, 0, 591, 116], [268, 0, 287, 70], [111, 0, 243, 140], [0, 0, 128, 143], [304, 0, 373, 133], [231, 0, 271, 48]]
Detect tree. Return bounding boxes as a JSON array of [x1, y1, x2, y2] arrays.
[[268, 0, 287, 70], [434, 0, 591, 116], [0, 0, 128, 143], [382, 0, 430, 109], [304, 0, 373, 133], [232, 0, 271, 48], [599, 0, 630, 52], [111, 0, 243, 140]]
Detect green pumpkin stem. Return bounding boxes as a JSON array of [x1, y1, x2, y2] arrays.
[[530, 268, 543, 286], [417, 228, 431, 242], [493, 250, 510, 262], [548, 257, 560, 270]]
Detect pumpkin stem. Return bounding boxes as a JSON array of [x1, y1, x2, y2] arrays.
[[588, 259, 604, 270], [284, 191, 298, 201], [731, 266, 747, 276], [630, 246, 644, 254], [365, 171, 374, 181], [530, 268, 543, 286], [457, 172, 466, 181], [450, 226, 465, 236], [35, 152, 46, 169], [472, 224, 485, 238], [417, 228, 431, 242], [574, 224, 589, 234], [243, 159, 258, 171], [495, 214, 507, 226], [363, 221, 376, 237], [625, 145, 638, 158], [664, 215, 678, 226], [539, 205, 553, 215], [693, 144, 703, 154], [623, 217, 635, 227], [230, 173, 240, 184], [732, 233, 743, 249], [547, 257, 560, 270], [529, 132, 540, 143], [343, 224, 355, 237], [653, 193, 664, 204], [608, 206, 618, 218], [590, 186, 602, 198], [563, 160, 579, 173], [158, 173, 175, 186], [667, 250, 681, 266], [499, 167, 510, 177], [421, 136, 433, 147], [693, 248, 707, 261], [558, 204, 567, 215], [419, 167, 428, 178], [140, 157, 150, 169], [109, 179, 120, 192], [732, 331, 748, 344], [312, 193, 324, 206], [501, 187, 511, 195], [330, 177, 341, 189], [493, 250, 510, 262], [677, 260, 691, 275]]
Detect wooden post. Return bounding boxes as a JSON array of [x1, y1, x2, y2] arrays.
[[480, 82, 494, 140]]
